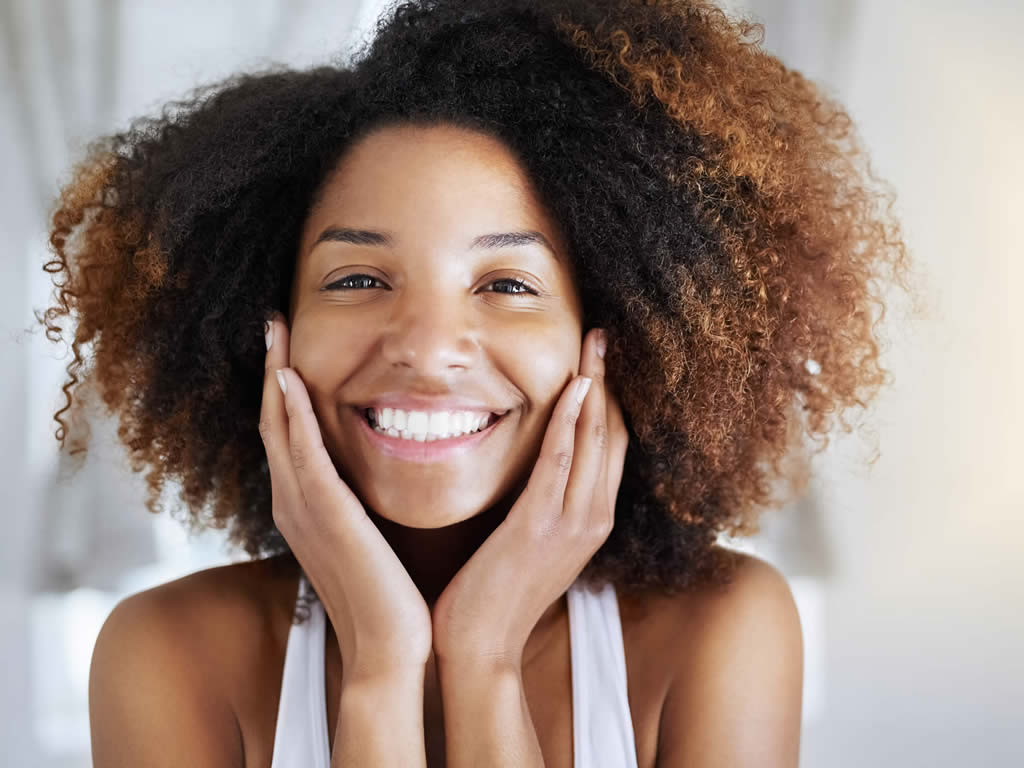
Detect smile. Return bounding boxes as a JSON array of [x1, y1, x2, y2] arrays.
[[353, 406, 508, 463]]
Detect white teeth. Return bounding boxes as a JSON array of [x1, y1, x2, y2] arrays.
[[428, 411, 448, 438], [366, 407, 497, 441]]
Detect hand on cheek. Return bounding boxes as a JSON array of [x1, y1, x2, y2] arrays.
[[431, 327, 630, 667]]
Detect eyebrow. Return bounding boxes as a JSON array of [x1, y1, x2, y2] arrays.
[[312, 226, 560, 261]]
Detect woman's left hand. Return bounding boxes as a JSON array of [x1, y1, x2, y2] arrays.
[[431, 328, 629, 669]]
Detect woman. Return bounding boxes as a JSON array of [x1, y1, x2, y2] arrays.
[[42, 0, 911, 765]]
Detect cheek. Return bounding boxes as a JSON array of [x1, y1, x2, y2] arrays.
[[507, 333, 580, 415], [288, 312, 368, 391]]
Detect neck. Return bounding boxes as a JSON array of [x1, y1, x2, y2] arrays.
[[364, 497, 515, 609], [361, 476, 568, 662], [308, 477, 568, 672]]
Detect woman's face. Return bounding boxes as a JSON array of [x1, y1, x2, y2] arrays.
[[289, 123, 584, 529]]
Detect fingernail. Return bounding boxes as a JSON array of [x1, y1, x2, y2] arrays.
[[275, 369, 287, 395], [576, 377, 592, 405], [595, 330, 607, 359], [264, 320, 274, 351]]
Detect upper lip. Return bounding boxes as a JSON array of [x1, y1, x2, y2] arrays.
[[357, 394, 510, 415]]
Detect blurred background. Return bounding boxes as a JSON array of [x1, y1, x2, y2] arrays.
[[2, 0, 1021, 765]]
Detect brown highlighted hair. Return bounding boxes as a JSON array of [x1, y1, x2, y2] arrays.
[[40, 0, 917, 608]]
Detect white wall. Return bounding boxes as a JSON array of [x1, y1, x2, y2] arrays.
[[729, 0, 1024, 764]]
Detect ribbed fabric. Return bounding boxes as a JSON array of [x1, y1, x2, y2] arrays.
[[270, 575, 638, 767]]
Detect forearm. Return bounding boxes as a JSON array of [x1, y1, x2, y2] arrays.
[[438, 659, 544, 768], [331, 670, 427, 768]]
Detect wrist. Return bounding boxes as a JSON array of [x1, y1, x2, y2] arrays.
[[436, 646, 523, 673], [437, 654, 523, 688], [341, 660, 427, 695], [334, 667, 427, 768]]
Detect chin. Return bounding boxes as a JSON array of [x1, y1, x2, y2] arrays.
[[360, 489, 499, 529], [384, 510, 476, 529]]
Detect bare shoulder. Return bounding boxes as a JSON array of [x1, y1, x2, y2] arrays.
[[99, 555, 297, 668], [672, 549, 801, 636], [621, 549, 801, 645], [89, 555, 298, 767], [649, 549, 804, 767]]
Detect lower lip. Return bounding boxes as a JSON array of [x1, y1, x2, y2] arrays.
[[353, 408, 507, 463]]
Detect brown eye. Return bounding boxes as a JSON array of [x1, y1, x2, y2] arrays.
[[488, 277, 539, 295], [323, 274, 386, 291], [322, 275, 540, 295]]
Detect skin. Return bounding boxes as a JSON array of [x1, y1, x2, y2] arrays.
[[287, 122, 593, 614], [277, 121, 630, 763], [87, 122, 804, 768]]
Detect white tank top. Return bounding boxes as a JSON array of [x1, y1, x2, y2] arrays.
[[270, 574, 639, 767]]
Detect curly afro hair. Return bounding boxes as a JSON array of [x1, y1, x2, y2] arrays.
[[41, 0, 914, 608]]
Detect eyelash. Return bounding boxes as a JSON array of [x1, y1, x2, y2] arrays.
[[323, 274, 540, 296]]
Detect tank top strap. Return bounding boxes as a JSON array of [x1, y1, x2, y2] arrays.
[[270, 574, 331, 768], [567, 578, 639, 768], [271, 574, 639, 767]]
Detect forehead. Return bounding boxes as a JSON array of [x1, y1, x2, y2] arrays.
[[300, 123, 569, 257]]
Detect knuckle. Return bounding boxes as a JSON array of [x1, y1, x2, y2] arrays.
[[289, 441, 309, 471], [258, 416, 273, 442], [553, 450, 573, 473], [592, 516, 613, 541], [271, 505, 291, 535], [591, 421, 608, 449], [564, 517, 588, 540], [573, 519, 606, 548]]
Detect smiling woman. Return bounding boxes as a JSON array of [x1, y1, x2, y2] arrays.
[[39, 0, 913, 766], [287, 123, 589, 532]]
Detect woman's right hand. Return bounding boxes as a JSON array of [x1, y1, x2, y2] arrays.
[[258, 312, 433, 684]]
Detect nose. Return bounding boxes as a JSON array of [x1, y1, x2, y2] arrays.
[[378, 283, 477, 376]]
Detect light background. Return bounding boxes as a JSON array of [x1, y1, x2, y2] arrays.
[[1, 1, 1021, 766]]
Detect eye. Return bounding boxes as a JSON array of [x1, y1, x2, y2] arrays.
[[323, 274, 386, 291], [487, 277, 540, 296], [323, 275, 540, 296]]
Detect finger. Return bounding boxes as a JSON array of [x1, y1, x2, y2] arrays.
[[276, 365, 362, 518], [564, 329, 609, 536], [523, 371, 593, 534], [603, 385, 629, 530], [258, 313, 303, 507]]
